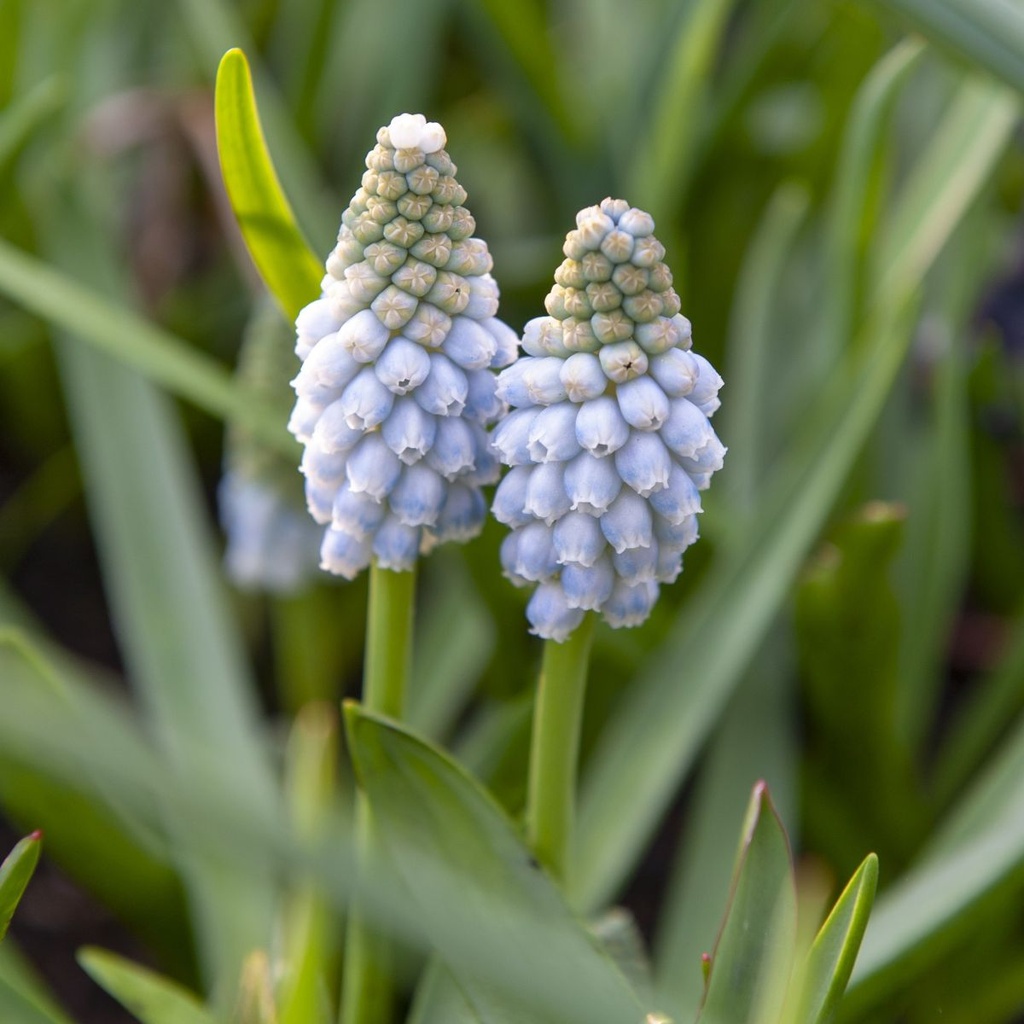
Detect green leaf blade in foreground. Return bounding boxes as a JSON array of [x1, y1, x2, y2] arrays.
[[215, 48, 323, 321], [795, 853, 877, 1024], [0, 239, 294, 457], [0, 833, 42, 942], [697, 783, 796, 1024], [344, 705, 645, 1024], [78, 949, 221, 1024]]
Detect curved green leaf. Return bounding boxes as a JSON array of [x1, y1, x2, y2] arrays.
[[78, 949, 221, 1024], [344, 705, 644, 1024], [794, 853, 878, 1024], [879, 0, 1024, 96], [697, 783, 796, 1024], [0, 943, 75, 1024], [0, 833, 42, 942], [215, 48, 322, 321]]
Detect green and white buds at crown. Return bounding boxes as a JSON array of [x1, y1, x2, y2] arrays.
[[289, 113, 518, 579], [492, 198, 725, 641], [220, 300, 323, 593]]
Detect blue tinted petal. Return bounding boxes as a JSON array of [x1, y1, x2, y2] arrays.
[[560, 556, 615, 611], [427, 416, 476, 480], [340, 366, 395, 430], [492, 407, 540, 466], [413, 353, 468, 415], [563, 450, 622, 514], [442, 316, 497, 370], [660, 398, 714, 459], [552, 511, 606, 567], [389, 464, 447, 526], [602, 579, 658, 629], [345, 434, 402, 500], [374, 337, 431, 394], [600, 490, 653, 553], [526, 583, 585, 642], [523, 462, 572, 525], [332, 488, 387, 539], [527, 403, 582, 463], [648, 464, 702, 523], [320, 527, 373, 579], [614, 431, 671, 497], [372, 516, 421, 571], [381, 398, 437, 464], [575, 396, 630, 456], [492, 466, 532, 527], [616, 376, 669, 430]]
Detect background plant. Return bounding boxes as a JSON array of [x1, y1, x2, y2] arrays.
[[1, 0, 1024, 1022]]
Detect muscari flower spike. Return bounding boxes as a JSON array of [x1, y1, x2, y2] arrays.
[[220, 299, 323, 593], [492, 198, 725, 641], [290, 113, 517, 579]]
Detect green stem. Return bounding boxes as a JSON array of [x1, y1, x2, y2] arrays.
[[341, 561, 416, 1024], [363, 561, 416, 719], [525, 613, 596, 882]]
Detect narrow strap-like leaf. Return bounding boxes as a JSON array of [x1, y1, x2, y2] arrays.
[[215, 48, 323, 321]]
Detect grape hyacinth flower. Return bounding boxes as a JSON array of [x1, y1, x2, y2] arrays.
[[220, 300, 323, 593], [493, 198, 725, 641], [289, 113, 517, 578]]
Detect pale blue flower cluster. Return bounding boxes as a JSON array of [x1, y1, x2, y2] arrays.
[[492, 198, 725, 641], [290, 114, 517, 579], [219, 471, 322, 592]]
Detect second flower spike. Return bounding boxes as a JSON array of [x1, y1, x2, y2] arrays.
[[493, 198, 725, 641], [290, 114, 517, 579]]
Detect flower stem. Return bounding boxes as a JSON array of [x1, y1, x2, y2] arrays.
[[525, 613, 596, 883], [341, 561, 416, 1024]]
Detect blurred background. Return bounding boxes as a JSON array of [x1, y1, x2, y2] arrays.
[[1, 0, 1024, 1021]]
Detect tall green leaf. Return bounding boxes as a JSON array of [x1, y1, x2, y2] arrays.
[[793, 854, 878, 1024], [215, 48, 323, 321], [653, 631, 797, 1021], [0, 834, 41, 943], [878, 0, 1024, 95], [79, 949, 222, 1024], [696, 784, 796, 1024], [0, 239, 293, 455], [0, 944, 75, 1024], [43, 190, 278, 994], [345, 705, 645, 1024]]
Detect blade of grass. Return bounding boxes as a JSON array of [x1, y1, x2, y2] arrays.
[[0, 75, 65, 171], [628, 0, 738, 217], [78, 949, 221, 1024], [0, 943, 75, 1024], [723, 181, 810, 517], [0, 239, 295, 457], [459, 0, 584, 149], [43, 189, 279, 995], [844, 795, 1024, 1012], [931, 605, 1024, 808], [878, 0, 1024, 95], [653, 629, 797, 1021], [822, 39, 925, 362], [215, 48, 322, 321], [0, 833, 42, 942]]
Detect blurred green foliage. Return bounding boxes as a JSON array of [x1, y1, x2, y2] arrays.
[[1, 0, 1024, 1022]]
